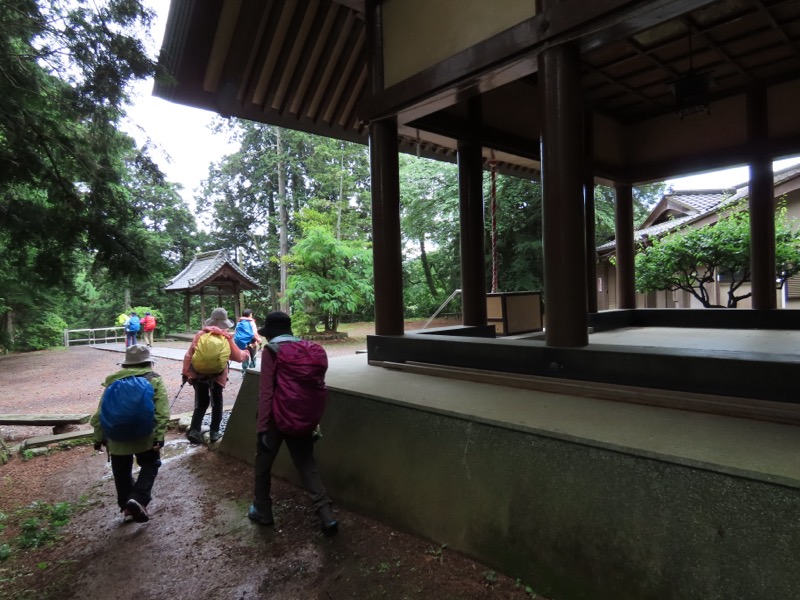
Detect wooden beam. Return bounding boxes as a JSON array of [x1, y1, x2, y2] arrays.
[[203, 0, 243, 92], [237, 0, 274, 102], [323, 29, 365, 123], [307, 11, 355, 120], [0, 414, 91, 426], [370, 360, 800, 427], [253, 0, 298, 106], [289, 2, 338, 115], [409, 113, 540, 162], [368, 0, 716, 124], [21, 430, 93, 450], [271, 0, 320, 112]]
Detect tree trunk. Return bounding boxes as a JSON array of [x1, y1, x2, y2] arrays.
[[324, 313, 339, 333], [5, 309, 15, 349], [419, 239, 437, 297], [277, 127, 289, 313], [337, 147, 344, 240]]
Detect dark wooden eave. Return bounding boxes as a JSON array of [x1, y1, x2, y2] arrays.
[[155, 0, 800, 182]]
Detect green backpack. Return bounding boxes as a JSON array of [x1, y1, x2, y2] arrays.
[[191, 332, 231, 375]]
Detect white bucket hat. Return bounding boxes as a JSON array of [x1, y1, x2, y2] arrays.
[[204, 307, 234, 329], [121, 344, 154, 366]]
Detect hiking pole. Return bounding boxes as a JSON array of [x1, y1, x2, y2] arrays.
[[170, 381, 187, 411]]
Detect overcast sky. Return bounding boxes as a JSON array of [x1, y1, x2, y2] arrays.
[[121, 2, 800, 208]]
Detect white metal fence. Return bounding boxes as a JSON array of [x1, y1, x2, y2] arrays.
[[63, 327, 125, 347]]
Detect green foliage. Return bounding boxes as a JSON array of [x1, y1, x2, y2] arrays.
[[201, 120, 371, 315], [594, 183, 666, 245], [285, 221, 373, 332], [0, 0, 161, 285], [0, 501, 74, 559], [0, 1, 198, 350], [290, 311, 318, 336], [399, 155, 460, 315], [17, 312, 68, 351], [635, 199, 800, 307], [488, 175, 545, 293]]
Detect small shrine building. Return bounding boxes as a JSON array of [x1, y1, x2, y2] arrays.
[[164, 249, 259, 331]]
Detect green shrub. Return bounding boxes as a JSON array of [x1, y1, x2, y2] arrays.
[[17, 312, 68, 351], [290, 311, 318, 336]]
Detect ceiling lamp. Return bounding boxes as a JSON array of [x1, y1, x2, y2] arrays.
[[671, 27, 712, 119]]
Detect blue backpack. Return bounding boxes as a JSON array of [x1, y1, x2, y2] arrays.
[[126, 315, 140, 332], [99, 374, 155, 441], [233, 320, 255, 350]]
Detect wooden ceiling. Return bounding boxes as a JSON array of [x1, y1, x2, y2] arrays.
[[155, 0, 800, 180], [583, 0, 800, 122]]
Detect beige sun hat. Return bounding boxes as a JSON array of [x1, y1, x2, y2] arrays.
[[121, 344, 154, 367], [204, 307, 234, 329]]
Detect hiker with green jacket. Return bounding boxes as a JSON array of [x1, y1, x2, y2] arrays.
[[90, 344, 170, 524]]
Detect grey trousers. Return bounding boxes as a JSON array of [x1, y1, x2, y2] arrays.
[[253, 426, 331, 513]]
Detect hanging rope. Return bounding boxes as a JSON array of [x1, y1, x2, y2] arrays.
[[490, 157, 498, 293]]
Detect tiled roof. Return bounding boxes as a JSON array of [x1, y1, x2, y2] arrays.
[[669, 191, 731, 214], [164, 249, 259, 292], [597, 215, 696, 252], [598, 164, 800, 254]]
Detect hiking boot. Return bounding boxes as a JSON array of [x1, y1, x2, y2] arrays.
[[318, 504, 338, 537], [209, 431, 223, 443], [125, 499, 149, 523], [247, 504, 274, 526], [186, 429, 203, 445]]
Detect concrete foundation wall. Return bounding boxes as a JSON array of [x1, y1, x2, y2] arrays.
[[220, 370, 800, 600]]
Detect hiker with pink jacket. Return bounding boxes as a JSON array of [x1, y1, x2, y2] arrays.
[[181, 307, 248, 445], [247, 311, 338, 536]]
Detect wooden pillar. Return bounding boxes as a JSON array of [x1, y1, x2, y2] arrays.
[[370, 117, 404, 335], [233, 284, 242, 322], [748, 88, 776, 309], [200, 291, 206, 325], [539, 42, 588, 347], [367, 0, 403, 335], [615, 183, 636, 309], [457, 136, 487, 326], [184, 292, 190, 332], [585, 177, 598, 313], [584, 112, 597, 314]]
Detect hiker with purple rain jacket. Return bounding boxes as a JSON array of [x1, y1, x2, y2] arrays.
[[90, 344, 169, 524], [247, 311, 338, 536]]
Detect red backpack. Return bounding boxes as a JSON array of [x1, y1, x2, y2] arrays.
[[271, 340, 328, 435]]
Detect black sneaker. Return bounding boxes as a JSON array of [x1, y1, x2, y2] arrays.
[[318, 504, 339, 537], [186, 429, 203, 445], [247, 504, 274, 526], [125, 499, 149, 523], [209, 431, 223, 443]]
